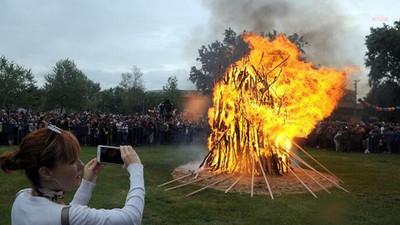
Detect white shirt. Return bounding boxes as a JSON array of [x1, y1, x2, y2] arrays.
[[116, 122, 123, 132], [11, 163, 145, 225]]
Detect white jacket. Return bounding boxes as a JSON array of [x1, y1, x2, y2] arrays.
[[11, 163, 145, 225]]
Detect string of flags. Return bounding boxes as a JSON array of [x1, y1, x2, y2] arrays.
[[358, 98, 400, 112]]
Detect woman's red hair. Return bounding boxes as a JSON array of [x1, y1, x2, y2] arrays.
[[0, 127, 81, 188]]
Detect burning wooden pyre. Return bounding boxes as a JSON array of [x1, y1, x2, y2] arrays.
[[159, 32, 352, 198]]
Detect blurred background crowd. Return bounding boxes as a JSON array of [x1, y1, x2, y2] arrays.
[[0, 109, 209, 147], [306, 121, 400, 154], [2, 109, 400, 154]]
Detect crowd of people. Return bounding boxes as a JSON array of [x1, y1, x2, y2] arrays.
[[306, 121, 400, 154], [0, 109, 209, 147], [2, 109, 400, 154]]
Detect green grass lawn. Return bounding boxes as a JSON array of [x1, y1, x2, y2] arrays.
[[1, 145, 400, 225]]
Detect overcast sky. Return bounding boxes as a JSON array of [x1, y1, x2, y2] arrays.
[[1, 0, 399, 97]]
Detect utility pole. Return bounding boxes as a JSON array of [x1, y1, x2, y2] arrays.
[[353, 80, 360, 117]]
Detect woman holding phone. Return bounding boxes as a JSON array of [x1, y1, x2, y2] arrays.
[[0, 125, 145, 225]]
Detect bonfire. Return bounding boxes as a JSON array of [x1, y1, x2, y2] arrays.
[[159, 32, 351, 198]]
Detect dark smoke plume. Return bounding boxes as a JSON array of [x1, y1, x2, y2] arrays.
[[201, 0, 360, 68]]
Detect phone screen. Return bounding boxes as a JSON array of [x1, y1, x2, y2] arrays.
[[99, 146, 123, 164]]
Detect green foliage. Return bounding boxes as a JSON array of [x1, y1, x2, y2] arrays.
[[263, 30, 309, 54], [163, 75, 182, 110], [143, 91, 165, 112], [123, 87, 145, 113], [363, 20, 400, 120], [85, 80, 102, 111], [189, 28, 249, 94], [0, 57, 185, 113], [97, 88, 123, 113], [0, 56, 37, 110], [118, 66, 146, 114], [0, 58, 183, 114], [365, 20, 400, 87], [94, 67, 172, 114], [1, 146, 400, 225], [189, 28, 308, 94], [119, 66, 145, 91], [365, 81, 400, 121], [43, 59, 100, 112]]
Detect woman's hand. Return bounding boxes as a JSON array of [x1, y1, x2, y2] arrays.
[[83, 158, 105, 183], [120, 145, 141, 170]]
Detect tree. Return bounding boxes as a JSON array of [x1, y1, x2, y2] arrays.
[[189, 28, 248, 94], [189, 28, 308, 94], [0, 56, 37, 110], [85, 80, 101, 111], [365, 81, 400, 121], [163, 75, 182, 110], [364, 20, 400, 121], [263, 30, 308, 54], [120, 66, 144, 90], [98, 87, 124, 113], [44, 59, 96, 112], [365, 20, 400, 87], [143, 90, 164, 112], [118, 66, 145, 113], [123, 87, 145, 113]]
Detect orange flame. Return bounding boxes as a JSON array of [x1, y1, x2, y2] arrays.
[[206, 32, 349, 175]]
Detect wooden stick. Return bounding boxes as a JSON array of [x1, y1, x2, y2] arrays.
[[251, 156, 255, 198], [258, 159, 274, 199], [194, 167, 206, 180], [286, 147, 349, 193], [157, 173, 193, 187], [194, 173, 200, 179], [292, 140, 343, 183], [164, 173, 220, 191], [198, 151, 212, 170], [287, 147, 348, 192], [266, 55, 290, 76], [283, 160, 318, 198], [225, 175, 244, 193], [289, 166, 318, 198], [186, 175, 234, 197], [290, 158, 331, 194]]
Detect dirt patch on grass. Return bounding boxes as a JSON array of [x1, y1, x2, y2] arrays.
[[170, 165, 340, 196]]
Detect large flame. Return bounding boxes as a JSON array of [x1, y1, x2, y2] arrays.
[[205, 32, 348, 175]]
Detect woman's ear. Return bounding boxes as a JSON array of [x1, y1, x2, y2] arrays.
[[39, 167, 53, 181]]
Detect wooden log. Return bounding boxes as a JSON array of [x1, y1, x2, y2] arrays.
[[285, 147, 349, 193], [164, 173, 220, 191], [281, 160, 317, 198], [225, 175, 244, 193], [292, 140, 344, 183], [157, 173, 193, 188], [198, 151, 213, 169], [266, 154, 272, 175], [251, 156, 255, 198], [288, 164, 318, 198], [271, 154, 281, 175], [257, 52, 265, 70], [290, 158, 331, 194], [266, 55, 290, 76], [258, 159, 274, 199], [194, 171, 201, 180], [186, 175, 234, 197]]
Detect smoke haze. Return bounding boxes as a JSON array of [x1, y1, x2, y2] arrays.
[[187, 0, 368, 94], [202, 0, 360, 66]]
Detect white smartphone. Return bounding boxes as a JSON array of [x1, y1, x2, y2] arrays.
[[97, 145, 124, 165]]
